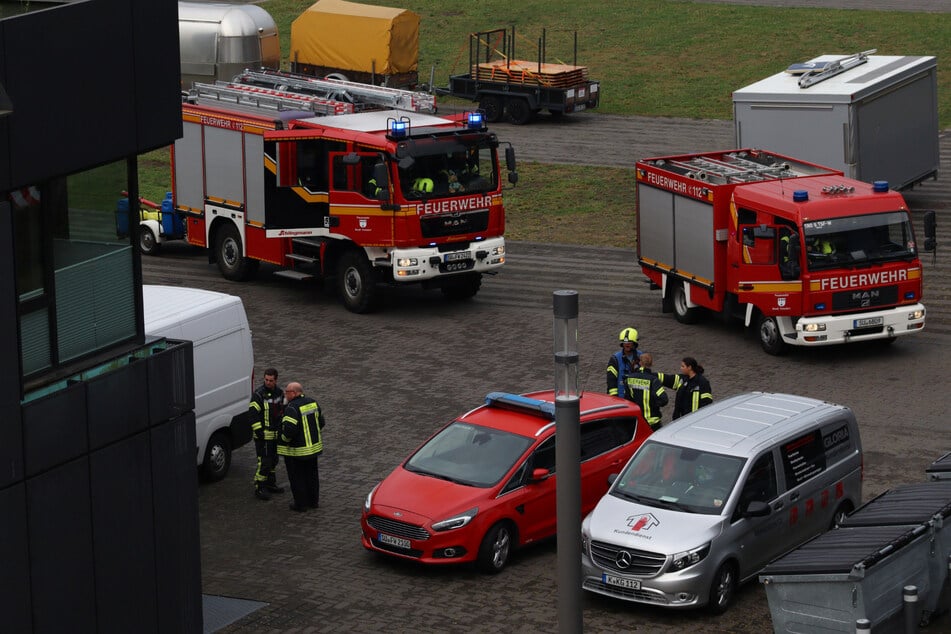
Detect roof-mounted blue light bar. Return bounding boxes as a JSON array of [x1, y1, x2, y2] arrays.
[[485, 392, 556, 418], [467, 111, 485, 129]]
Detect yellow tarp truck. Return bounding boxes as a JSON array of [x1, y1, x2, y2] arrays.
[[290, 0, 419, 88]]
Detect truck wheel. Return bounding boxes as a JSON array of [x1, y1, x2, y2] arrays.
[[215, 224, 259, 281], [201, 431, 231, 482], [338, 250, 382, 313], [479, 96, 503, 123], [441, 273, 482, 300], [671, 284, 700, 324], [138, 225, 160, 256], [477, 521, 514, 574], [505, 98, 534, 125], [756, 314, 787, 356], [707, 561, 737, 614]]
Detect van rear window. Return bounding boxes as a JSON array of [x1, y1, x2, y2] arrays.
[[781, 423, 852, 487]]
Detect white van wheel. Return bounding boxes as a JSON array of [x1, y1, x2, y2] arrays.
[[202, 431, 231, 482], [707, 561, 737, 614]]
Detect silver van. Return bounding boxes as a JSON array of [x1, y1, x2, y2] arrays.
[[581, 392, 862, 613]]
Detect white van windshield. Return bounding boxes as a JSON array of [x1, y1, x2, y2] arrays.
[[612, 441, 746, 515]]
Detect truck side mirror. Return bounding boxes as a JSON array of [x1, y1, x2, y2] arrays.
[[924, 210, 937, 252], [505, 145, 518, 186]]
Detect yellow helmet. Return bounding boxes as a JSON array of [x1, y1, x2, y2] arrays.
[[413, 178, 434, 193], [619, 327, 638, 346]]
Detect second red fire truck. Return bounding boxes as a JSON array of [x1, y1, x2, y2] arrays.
[[636, 149, 935, 354], [158, 70, 515, 313]]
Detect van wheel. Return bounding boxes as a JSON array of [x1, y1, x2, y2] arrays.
[[338, 250, 381, 313], [671, 284, 700, 324], [201, 431, 231, 482], [831, 502, 854, 529], [138, 225, 160, 255], [215, 224, 259, 281], [756, 314, 787, 356], [477, 522, 514, 574], [707, 561, 738, 614]]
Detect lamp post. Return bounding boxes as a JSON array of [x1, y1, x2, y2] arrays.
[[553, 290, 582, 633]]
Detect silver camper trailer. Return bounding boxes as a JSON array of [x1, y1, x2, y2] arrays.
[[178, 1, 280, 89], [733, 52, 939, 191]]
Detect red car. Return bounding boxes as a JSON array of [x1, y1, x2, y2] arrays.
[[361, 391, 651, 572]]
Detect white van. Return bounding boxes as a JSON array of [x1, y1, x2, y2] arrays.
[[581, 392, 863, 613], [143, 285, 254, 481]]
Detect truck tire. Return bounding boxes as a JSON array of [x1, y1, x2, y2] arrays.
[[201, 431, 231, 482], [338, 250, 382, 313], [505, 98, 534, 125], [138, 225, 160, 256], [479, 96, 503, 123], [756, 314, 787, 356], [215, 224, 259, 281], [671, 284, 700, 324], [441, 273, 482, 300]]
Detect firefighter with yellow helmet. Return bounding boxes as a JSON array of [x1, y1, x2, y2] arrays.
[[606, 327, 641, 398]]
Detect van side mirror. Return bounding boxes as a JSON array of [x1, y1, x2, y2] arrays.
[[743, 500, 770, 518], [607, 473, 619, 486], [923, 210, 937, 253]]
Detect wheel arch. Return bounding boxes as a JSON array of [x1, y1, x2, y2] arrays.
[[207, 215, 243, 264]]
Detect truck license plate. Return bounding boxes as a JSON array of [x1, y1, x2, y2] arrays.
[[603, 573, 640, 590], [378, 532, 411, 550], [444, 252, 469, 262], [853, 316, 883, 328]]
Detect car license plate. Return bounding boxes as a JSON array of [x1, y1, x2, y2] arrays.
[[444, 252, 469, 262], [853, 316, 884, 328], [440, 260, 474, 273], [378, 532, 411, 550], [603, 573, 640, 590]]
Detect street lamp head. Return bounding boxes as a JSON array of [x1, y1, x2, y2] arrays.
[[552, 290, 580, 400]]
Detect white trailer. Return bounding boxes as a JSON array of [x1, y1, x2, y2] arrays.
[[733, 52, 938, 191]]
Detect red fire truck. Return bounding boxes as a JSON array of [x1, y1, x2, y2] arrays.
[[166, 71, 515, 313], [636, 149, 935, 354]]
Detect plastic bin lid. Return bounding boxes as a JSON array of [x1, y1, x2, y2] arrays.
[[761, 524, 926, 576], [840, 481, 951, 527]]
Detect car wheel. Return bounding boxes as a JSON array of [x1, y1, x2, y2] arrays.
[[707, 561, 738, 614], [138, 225, 160, 255], [477, 522, 514, 574], [338, 250, 381, 313], [756, 314, 787, 356], [215, 224, 259, 281], [671, 283, 700, 324], [831, 502, 854, 529], [479, 96, 503, 123], [201, 431, 231, 482]]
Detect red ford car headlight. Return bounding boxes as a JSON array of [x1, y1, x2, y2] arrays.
[[432, 507, 479, 532]]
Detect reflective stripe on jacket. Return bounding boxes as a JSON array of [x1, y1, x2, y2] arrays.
[[250, 385, 284, 441], [626, 368, 669, 426], [278, 396, 325, 457]]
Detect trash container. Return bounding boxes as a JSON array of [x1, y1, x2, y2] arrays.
[[927, 451, 951, 481]]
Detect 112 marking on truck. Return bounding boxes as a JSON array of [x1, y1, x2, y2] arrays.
[[636, 149, 936, 354], [145, 69, 516, 313]]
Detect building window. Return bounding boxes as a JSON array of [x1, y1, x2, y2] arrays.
[[14, 160, 136, 378]]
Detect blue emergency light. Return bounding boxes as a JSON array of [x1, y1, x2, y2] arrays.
[[389, 119, 409, 139], [467, 112, 484, 129], [484, 392, 555, 419]]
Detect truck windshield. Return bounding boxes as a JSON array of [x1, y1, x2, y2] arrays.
[[611, 441, 745, 516], [803, 211, 916, 271], [398, 144, 498, 199]]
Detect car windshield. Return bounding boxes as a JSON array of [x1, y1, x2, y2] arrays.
[[611, 441, 745, 515], [404, 421, 533, 488], [803, 210, 917, 271]]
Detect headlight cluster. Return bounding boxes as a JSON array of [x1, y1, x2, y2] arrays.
[[396, 257, 418, 267], [670, 543, 710, 571], [363, 485, 378, 512], [802, 323, 826, 332], [909, 309, 925, 320], [432, 507, 478, 532]]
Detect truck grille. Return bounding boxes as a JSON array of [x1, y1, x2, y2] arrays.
[[420, 209, 489, 239], [831, 285, 898, 311], [590, 540, 666, 575], [366, 515, 431, 541]]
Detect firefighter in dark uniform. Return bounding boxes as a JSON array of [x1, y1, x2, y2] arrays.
[[278, 381, 326, 512], [249, 368, 284, 501], [626, 352, 669, 431], [671, 357, 713, 420], [606, 327, 641, 398]]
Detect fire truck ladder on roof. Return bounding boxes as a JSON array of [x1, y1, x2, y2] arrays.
[[666, 152, 796, 185], [798, 49, 876, 89], [233, 70, 437, 114], [189, 82, 355, 116]]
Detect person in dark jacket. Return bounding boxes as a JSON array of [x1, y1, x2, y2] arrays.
[[671, 357, 713, 420], [249, 368, 284, 501], [606, 327, 641, 398], [278, 381, 326, 512], [626, 352, 669, 431]]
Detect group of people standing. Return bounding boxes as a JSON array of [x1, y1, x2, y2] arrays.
[[606, 327, 712, 430], [249, 368, 327, 512]]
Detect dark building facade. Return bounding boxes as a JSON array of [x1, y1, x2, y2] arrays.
[[0, 1, 201, 632]]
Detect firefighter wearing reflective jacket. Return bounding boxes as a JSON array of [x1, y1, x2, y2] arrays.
[[278, 381, 326, 512], [625, 352, 669, 431], [607, 327, 641, 398], [250, 368, 284, 501]]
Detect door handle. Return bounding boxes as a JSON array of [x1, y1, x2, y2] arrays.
[[789, 492, 800, 502]]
